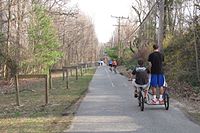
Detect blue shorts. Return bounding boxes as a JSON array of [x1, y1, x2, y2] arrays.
[[150, 74, 164, 87]]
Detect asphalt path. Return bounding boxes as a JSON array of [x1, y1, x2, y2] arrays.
[[64, 66, 200, 133]]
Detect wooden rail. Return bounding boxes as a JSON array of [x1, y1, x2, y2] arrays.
[[49, 69, 65, 89], [15, 74, 48, 106], [63, 66, 78, 80], [78, 63, 88, 76], [14, 63, 92, 106]]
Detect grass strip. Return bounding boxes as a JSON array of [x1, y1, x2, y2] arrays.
[[0, 68, 96, 133]]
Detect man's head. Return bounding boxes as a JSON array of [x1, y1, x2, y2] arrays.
[[153, 44, 159, 50], [138, 59, 144, 66]]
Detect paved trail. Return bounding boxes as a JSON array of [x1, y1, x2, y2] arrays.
[[64, 66, 200, 133]]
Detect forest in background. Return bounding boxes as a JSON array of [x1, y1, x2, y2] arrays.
[[0, 0, 199, 89], [105, 0, 200, 89], [0, 1, 199, 130], [0, 0, 99, 80]]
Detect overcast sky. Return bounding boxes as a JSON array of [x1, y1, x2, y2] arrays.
[[71, 0, 133, 43]]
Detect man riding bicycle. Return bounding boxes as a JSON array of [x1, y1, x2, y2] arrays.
[[108, 59, 113, 71], [112, 59, 117, 73]]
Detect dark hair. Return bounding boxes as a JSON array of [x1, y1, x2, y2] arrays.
[[138, 59, 144, 66], [153, 44, 159, 50]]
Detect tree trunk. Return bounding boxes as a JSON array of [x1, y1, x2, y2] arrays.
[[193, 4, 200, 81], [158, 0, 165, 52], [5, 0, 12, 80]]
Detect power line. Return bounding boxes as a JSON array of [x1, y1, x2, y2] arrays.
[[126, 0, 158, 41], [111, 15, 129, 58]]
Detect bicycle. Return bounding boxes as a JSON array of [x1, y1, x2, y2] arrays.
[[110, 65, 117, 74], [109, 67, 112, 72], [113, 66, 117, 74], [137, 83, 169, 111]]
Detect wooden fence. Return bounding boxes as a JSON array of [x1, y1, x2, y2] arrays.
[[49, 68, 65, 89], [14, 63, 95, 106], [15, 74, 48, 106]]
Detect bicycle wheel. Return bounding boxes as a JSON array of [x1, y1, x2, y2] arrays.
[[114, 68, 117, 74], [139, 91, 144, 111], [138, 92, 141, 107], [164, 93, 169, 110]]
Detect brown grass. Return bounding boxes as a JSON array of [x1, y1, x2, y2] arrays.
[[0, 68, 96, 133]]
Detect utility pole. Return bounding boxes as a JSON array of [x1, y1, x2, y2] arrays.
[[158, 0, 165, 52], [111, 15, 129, 58]]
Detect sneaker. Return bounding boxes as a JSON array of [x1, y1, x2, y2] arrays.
[[159, 98, 164, 104], [144, 97, 147, 103], [134, 90, 138, 98], [151, 98, 158, 104]]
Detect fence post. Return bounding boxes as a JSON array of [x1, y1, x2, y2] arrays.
[[70, 69, 73, 76], [87, 64, 89, 71], [76, 66, 78, 80], [45, 75, 49, 105], [49, 69, 52, 89], [66, 69, 69, 89], [62, 68, 65, 80], [15, 75, 20, 106], [80, 66, 83, 76]]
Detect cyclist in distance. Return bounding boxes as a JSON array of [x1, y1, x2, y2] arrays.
[[112, 59, 117, 73], [108, 59, 113, 71]]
